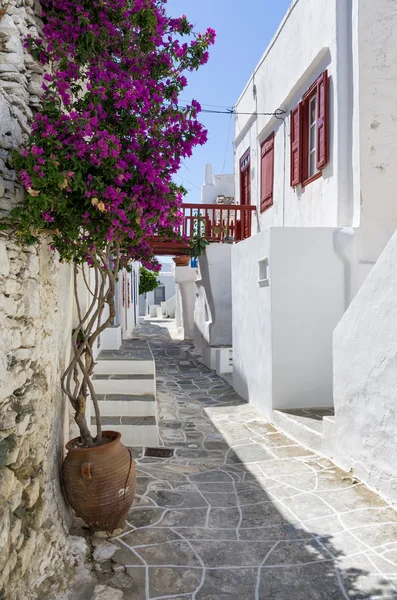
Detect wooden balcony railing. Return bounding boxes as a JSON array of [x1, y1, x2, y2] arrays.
[[150, 203, 256, 255], [179, 203, 256, 243]]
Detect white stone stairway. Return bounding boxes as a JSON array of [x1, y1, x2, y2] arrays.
[[272, 407, 335, 455], [90, 339, 158, 446]]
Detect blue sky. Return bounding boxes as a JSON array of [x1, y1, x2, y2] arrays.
[[166, 0, 292, 202]]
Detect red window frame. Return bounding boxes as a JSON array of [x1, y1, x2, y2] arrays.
[[290, 70, 329, 188], [260, 132, 275, 213], [239, 147, 251, 206]]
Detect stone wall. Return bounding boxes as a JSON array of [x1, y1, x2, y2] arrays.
[[0, 1, 75, 598]]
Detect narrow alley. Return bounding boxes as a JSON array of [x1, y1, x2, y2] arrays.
[[91, 321, 397, 600]]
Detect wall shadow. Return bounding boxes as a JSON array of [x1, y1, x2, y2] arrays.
[[119, 334, 396, 600]]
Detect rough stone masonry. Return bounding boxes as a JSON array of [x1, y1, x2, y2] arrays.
[[0, 1, 77, 598]]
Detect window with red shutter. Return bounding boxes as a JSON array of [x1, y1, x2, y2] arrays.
[[239, 148, 251, 206], [239, 148, 251, 238], [316, 71, 328, 170], [290, 103, 302, 187], [290, 70, 329, 188], [260, 132, 275, 213]]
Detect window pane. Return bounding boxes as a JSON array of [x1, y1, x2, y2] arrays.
[[310, 96, 317, 125], [309, 124, 316, 151], [309, 151, 316, 177], [307, 94, 318, 178]]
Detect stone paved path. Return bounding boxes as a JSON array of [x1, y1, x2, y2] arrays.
[[108, 321, 397, 600]]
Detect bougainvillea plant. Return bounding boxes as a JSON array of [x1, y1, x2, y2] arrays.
[[7, 0, 215, 447]]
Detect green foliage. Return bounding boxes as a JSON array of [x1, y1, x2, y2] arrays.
[[188, 214, 209, 258], [139, 267, 159, 295]]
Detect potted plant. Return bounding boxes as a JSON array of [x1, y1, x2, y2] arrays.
[[188, 214, 210, 259], [172, 255, 191, 267], [4, 0, 215, 532], [172, 214, 208, 266]]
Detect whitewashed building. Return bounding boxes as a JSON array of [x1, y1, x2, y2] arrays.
[[140, 265, 176, 318], [98, 262, 140, 352], [231, 0, 397, 502], [192, 164, 235, 372]]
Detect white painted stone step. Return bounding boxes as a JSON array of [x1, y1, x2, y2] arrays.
[[271, 408, 334, 454], [96, 394, 156, 418], [94, 359, 154, 376], [92, 374, 155, 396], [90, 416, 158, 447]]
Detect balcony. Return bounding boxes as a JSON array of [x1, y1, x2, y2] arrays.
[[150, 203, 256, 256]]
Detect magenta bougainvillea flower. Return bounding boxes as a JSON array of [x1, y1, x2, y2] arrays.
[[11, 0, 215, 272]]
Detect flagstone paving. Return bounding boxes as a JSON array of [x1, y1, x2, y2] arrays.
[[103, 322, 397, 599]]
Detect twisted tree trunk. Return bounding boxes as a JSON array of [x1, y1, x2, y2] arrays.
[[61, 242, 120, 447]]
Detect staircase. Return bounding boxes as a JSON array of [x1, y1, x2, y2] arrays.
[[272, 408, 335, 455], [90, 339, 158, 446]]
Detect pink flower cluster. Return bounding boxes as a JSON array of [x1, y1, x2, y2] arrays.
[[16, 0, 215, 271]]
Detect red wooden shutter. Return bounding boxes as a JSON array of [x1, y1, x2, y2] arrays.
[[290, 102, 303, 186], [261, 132, 275, 212], [316, 70, 328, 170]]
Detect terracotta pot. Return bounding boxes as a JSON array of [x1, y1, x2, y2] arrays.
[[62, 431, 136, 533], [173, 255, 190, 267]]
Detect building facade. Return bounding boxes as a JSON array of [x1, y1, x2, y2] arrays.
[[231, 0, 397, 502], [192, 164, 235, 364], [140, 265, 176, 318]]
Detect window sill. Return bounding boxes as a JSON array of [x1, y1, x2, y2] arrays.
[[302, 171, 322, 188]]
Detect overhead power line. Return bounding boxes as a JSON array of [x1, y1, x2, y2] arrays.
[[178, 103, 286, 119], [175, 173, 201, 191], [201, 108, 286, 117]]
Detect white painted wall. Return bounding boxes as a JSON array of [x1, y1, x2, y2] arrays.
[[234, 0, 342, 232], [141, 271, 175, 316], [202, 163, 235, 205], [271, 228, 345, 409], [175, 283, 183, 332], [232, 228, 345, 417], [234, 0, 397, 278], [232, 231, 273, 411], [228, 0, 397, 502], [331, 230, 397, 502], [355, 0, 397, 263], [160, 272, 176, 302], [194, 243, 233, 355], [115, 263, 140, 338], [175, 266, 197, 339]]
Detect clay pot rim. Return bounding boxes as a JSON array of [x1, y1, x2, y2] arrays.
[[172, 255, 190, 265], [65, 430, 121, 453]]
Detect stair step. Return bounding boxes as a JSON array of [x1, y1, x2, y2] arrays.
[[97, 343, 152, 362], [93, 375, 155, 396], [96, 394, 155, 402], [92, 374, 154, 380], [95, 359, 154, 376], [97, 395, 156, 417], [272, 408, 334, 454], [91, 416, 156, 426], [92, 338, 158, 446], [90, 417, 158, 446], [97, 352, 152, 361]]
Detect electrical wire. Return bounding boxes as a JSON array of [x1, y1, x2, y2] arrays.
[[180, 99, 234, 110], [174, 173, 201, 191], [175, 100, 286, 118], [199, 108, 287, 117]]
